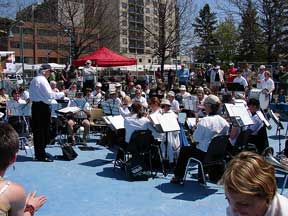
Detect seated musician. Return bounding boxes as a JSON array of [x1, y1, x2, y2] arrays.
[[167, 91, 180, 113], [160, 99, 181, 165], [50, 81, 60, 92], [115, 83, 126, 99], [6, 89, 28, 135], [119, 95, 131, 117], [125, 81, 136, 98], [131, 89, 148, 109], [229, 98, 264, 152], [178, 85, 191, 100], [124, 102, 155, 144], [105, 90, 122, 108], [67, 91, 91, 144], [92, 82, 105, 106], [66, 82, 78, 99], [18, 86, 30, 102], [171, 95, 230, 184]]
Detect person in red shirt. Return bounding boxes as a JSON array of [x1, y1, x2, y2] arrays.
[[226, 63, 237, 83]]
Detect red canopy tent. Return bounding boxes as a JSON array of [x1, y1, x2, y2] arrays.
[[72, 47, 137, 67]]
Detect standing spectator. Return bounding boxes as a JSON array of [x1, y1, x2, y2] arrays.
[[242, 63, 251, 80], [261, 71, 275, 102], [257, 65, 266, 89], [61, 62, 71, 89], [279, 65, 288, 95], [167, 69, 175, 90], [205, 63, 213, 88], [29, 64, 65, 162], [177, 65, 189, 86], [82, 60, 96, 91], [226, 63, 237, 83], [210, 65, 224, 94], [233, 70, 248, 98]]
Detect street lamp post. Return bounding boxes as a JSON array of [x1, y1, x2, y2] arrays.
[[9, 20, 25, 86], [64, 27, 73, 65]]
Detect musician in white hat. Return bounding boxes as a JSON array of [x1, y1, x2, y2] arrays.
[[167, 91, 180, 112]]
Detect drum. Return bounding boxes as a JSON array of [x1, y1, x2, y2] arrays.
[[249, 89, 269, 110]]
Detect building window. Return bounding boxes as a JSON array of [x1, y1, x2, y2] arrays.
[[122, 2, 127, 9], [121, 29, 128, 35], [148, 59, 151, 63], [145, 16, 150, 22], [145, 0, 150, 4], [122, 20, 127, 26], [122, 38, 128, 44], [122, 11, 127, 17], [38, 29, 57, 36], [139, 58, 142, 63], [145, 8, 150, 13], [121, 47, 128, 53], [23, 28, 33, 35], [10, 42, 20, 48]]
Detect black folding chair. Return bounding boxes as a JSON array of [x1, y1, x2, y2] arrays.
[[114, 130, 155, 179], [183, 135, 229, 185]]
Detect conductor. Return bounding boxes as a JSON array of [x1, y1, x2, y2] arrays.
[[29, 64, 65, 162]]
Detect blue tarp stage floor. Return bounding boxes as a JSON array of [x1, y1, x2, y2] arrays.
[[5, 121, 288, 216]]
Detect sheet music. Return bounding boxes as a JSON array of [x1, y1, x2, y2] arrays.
[[57, 106, 81, 114], [158, 113, 180, 132], [186, 118, 197, 128], [149, 112, 161, 125], [106, 115, 124, 130], [256, 110, 271, 129], [225, 103, 254, 126], [178, 112, 187, 124], [183, 96, 197, 111]]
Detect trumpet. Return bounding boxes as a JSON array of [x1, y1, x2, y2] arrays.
[[263, 147, 288, 170]]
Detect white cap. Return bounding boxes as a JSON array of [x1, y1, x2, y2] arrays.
[[167, 91, 175, 97], [179, 85, 186, 91], [95, 82, 102, 88], [115, 83, 121, 87], [160, 99, 171, 106], [259, 65, 266, 70], [229, 62, 234, 66], [215, 65, 220, 69], [85, 60, 92, 65]]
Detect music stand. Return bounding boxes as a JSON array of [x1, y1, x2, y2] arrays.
[[226, 82, 245, 92], [269, 109, 284, 154]]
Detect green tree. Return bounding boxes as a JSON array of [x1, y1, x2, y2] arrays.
[[258, 0, 288, 62], [237, 0, 265, 62], [192, 4, 218, 63], [214, 17, 239, 63]]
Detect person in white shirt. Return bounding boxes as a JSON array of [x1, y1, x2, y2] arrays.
[[257, 65, 266, 89], [67, 91, 91, 144], [222, 151, 288, 216], [210, 65, 224, 93], [233, 70, 249, 98], [29, 64, 65, 162], [171, 95, 229, 184], [132, 89, 148, 109], [119, 95, 131, 117], [6, 89, 28, 134], [261, 71, 275, 102], [82, 60, 96, 91], [167, 91, 180, 113], [92, 82, 105, 107], [160, 99, 181, 164]]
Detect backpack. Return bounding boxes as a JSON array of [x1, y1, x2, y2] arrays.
[[61, 143, 78, 161], [126, 155, 150, 181]]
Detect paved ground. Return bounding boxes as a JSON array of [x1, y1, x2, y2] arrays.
[[5, 120, 288, 216]]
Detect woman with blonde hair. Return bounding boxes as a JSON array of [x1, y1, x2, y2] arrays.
[[221, 151, 288, 216]]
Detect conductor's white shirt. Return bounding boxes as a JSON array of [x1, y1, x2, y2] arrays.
[[29, 74, 65, 104]]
